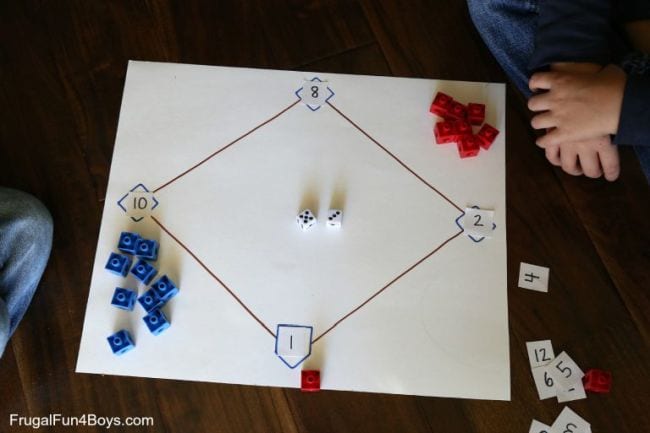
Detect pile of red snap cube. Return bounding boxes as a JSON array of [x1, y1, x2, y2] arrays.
[[429, 92, 500, 158]]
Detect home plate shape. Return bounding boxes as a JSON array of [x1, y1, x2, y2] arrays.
[[274, 324, 313, 368]]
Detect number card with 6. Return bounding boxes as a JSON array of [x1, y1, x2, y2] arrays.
[[531, 366, 557, 400], [546, 351, 585, 390]]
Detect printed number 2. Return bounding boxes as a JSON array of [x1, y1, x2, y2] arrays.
[[555, 360, 572, 378], [535, 348, 551, 363], [473, 214, 484, 227], [563, 423, 577, 433], [311, 86, 319, 98]]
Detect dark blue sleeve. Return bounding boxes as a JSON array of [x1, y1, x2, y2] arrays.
[[529, 0, 614, 71], [614, 75, 650, 146], [615, 0, 650, 22]]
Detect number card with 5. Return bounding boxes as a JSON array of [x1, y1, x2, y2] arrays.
[[546, 351, 585, 390]]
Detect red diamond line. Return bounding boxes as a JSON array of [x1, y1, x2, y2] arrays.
[[151, 215, 277, 339], [148, 97, 466, 344], [326, 101, 464, 213]]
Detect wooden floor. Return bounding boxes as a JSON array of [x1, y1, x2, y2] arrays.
[[1, 1, 649, 432]]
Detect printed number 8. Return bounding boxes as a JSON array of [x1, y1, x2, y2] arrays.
[[563, 423, 577, 433], [311, 86, 319, 98]]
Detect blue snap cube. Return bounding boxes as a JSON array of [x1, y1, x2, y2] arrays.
[[105, 253, 132, 277], [107, 329, 135, 355], [111, 287, 137, 311], [151, 275, 179, 303], [135, 238, 159, 261], [138, 288, 163, 312], [130, 259, 157, 284], [117, 231, 140, 255], [143, 309, 170, 335]]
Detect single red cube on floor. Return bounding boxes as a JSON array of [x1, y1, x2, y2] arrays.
[[467, 103, 486, 125], [429, 92, 453, 118], [444, 101, 468, 121], [477, 123, 500, 149], [434, 121, 457, 144], [583, 369, 612, 393], [457, 135, 481, 158], [301, 370, 320, 392], [453, 120, 472, 141]]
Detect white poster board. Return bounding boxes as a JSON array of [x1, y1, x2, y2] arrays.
[[77, 61, 509, 400]]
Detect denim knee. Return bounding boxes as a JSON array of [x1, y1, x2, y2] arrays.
[[0, 188, 54, 251]]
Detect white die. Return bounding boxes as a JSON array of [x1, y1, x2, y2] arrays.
[[326, 209, 342, 228], [297, 209, 316, 231]]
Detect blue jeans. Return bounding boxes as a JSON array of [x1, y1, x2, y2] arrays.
[[0, 188, 53, 357], [467, 0, 650, 184]]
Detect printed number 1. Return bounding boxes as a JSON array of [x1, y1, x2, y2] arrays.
[[311, 86, 319, 98]]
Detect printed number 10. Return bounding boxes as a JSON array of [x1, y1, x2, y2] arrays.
[[133, 197, 148, 210]]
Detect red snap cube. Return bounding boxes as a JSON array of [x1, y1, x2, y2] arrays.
[[434, 121, 457, 144], [453, 120, 472, 141], [429, 92, 453, 118], [458, 135, 481, 158], [444, 101, 467, 121], [477, 123, 500, 150], [583, 369, 611, 393], [301, 370, 320, 392], [467, 103, 486, 125]]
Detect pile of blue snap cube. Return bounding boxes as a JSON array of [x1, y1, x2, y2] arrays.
[[104, 231, 179, 355]]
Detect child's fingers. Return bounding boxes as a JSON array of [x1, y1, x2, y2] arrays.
[[598, 145, 621, 181], [545, 145, 561, 166], [560, 146, 583, 176], [527, 93, 551, 112], [529, 72, 556, 91], [531, 112, 556, 130], [536, 128, 563, 148], [578, 151, 603, 178]]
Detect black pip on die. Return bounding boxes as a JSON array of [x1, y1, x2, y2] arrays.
[[326, 209, 342, 228], [297, 209, 316, 230]]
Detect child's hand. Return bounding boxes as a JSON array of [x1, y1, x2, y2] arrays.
[[539, 135, 620, 181], [527, 65, 627, 148]]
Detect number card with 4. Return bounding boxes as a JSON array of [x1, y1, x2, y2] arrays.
[[546, 351, 584, 390]]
